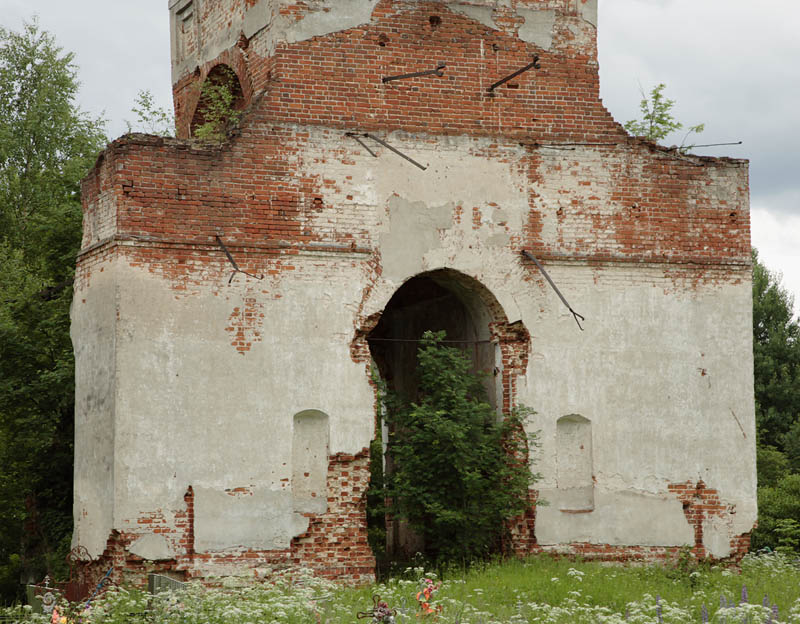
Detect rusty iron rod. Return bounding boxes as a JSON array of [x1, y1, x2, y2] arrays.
[[488, 55, 540, 92], [522, 250, 585, 330], [382, 63, 445, 83], [345, 132, 378, 157], [363, 133, 427, 170], [216, 235, 264, 282]]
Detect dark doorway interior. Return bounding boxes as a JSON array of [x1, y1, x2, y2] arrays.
[[367, 270, 499, 560], [368, 272, 496, 405]]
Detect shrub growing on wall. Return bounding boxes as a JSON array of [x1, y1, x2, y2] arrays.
[[385, 330, 538, 564], [191, 65, 243, 143]]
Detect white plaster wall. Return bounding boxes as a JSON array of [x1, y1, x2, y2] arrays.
[[521, 265, 756, 547], [287, 129, 756, 550], [292, 129, 530, 323], [71, 262, 118, 558], [74, 125, 755, 558], [110, 254, 375, 547]]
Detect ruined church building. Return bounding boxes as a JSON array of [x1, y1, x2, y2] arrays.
[[73, 0, 757, 583]]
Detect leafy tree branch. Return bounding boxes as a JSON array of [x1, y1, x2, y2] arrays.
[[623, 83, 704, 151]]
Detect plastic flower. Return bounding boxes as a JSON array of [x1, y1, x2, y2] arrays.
[[415, 578, 441, 617]]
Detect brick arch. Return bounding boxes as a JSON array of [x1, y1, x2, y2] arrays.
[[356, 268, 530, 414], [177, 49, 253, 138], [189, 63, 247, 138]]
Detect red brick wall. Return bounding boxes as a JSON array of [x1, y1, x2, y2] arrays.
[[668, 480, 751, 560], [174, 1, 612, 142], [80, 132, 749, 289]]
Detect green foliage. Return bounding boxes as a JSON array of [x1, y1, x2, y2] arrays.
[[3, 554, 800, 623], [192, 67, 243, 143], [125, 89, 174, 137], [752, 474, 800, 552], [0, 19, 106, 602], [775, 518, 800, 555], [623, 83, 704, 149], [757, 444, 790, 488], [752, 249, 800, 453], [366, 373, 387, 563], [783, 419, 800, 474], [751, 249, 800, 554], [385, 331, 538, 564]]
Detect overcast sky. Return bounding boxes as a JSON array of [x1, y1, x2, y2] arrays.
[[3, 0, 798, 312]]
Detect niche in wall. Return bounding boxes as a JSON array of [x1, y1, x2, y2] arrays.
[[292, 409, 329, 514], [556, 414, 594, 512]]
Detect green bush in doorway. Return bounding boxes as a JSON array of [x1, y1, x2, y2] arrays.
[[384, 330, 539, 564]]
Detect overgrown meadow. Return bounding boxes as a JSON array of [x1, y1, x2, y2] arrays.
[[3, 552, 800, 623]]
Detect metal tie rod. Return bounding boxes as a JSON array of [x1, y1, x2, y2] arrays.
[[216, 235, 264, 283], [488, 55, 540, 92], [345, 132, 377, 157], [363, 133, 427, 170], [521, 250, 585, 331], [347, 132, 427, 171], [383, 62, 446, 83]]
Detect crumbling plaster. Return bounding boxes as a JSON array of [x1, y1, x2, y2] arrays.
[[73, 127, 756, 564], [74, 0, 755, 580], [71, 264, 117, 558], [170, 0, 596, 85], [525, 269, 756, 551]]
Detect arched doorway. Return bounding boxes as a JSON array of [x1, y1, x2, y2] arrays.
[[368, 270, 498, 407], [365, 269, 530, 561]]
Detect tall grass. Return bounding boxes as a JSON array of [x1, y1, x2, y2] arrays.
[[3, 552, 799, 623]]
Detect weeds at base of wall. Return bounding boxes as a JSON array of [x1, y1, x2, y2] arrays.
[[3, 552, 800, 623]]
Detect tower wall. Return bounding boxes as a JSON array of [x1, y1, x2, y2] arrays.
[[72, 0, 756, 584]]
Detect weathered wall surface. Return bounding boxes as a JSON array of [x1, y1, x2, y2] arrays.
[[169, 0, 607, 139], [73, 0, 755, 584]]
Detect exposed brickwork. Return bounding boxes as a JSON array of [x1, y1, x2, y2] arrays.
[[75, 0, 754, 585], [538, 539, 753, 565], [507, 488, 540, 556], [80, 135, 749, 293], [225, 296, 265, 353], [172, 1, 612, 142], [491, 320, 531, 414], [668, 480, 750, 561], [291, 450, 375, 582], [80, 451, 375, 588]]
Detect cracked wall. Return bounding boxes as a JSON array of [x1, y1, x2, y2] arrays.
[[73, 0, 756, 584]]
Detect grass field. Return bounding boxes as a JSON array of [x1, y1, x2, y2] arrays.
[[3, 551, 799, 623]]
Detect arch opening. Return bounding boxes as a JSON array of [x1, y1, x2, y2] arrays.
[[190, 64, 245, 139], [368, 270, 498, 406], [365, 269, 529, 563]]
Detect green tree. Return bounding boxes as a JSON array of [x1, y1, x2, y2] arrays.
[[624, 83, 704, 148], [752, 249, 800, 454], [125, 89, 175, 137], [751, 474, 800, 553], [0, 19, 106, 601], [757, 444, 790, 489], [751, 249, 800, 553], [385, 331, 538, 564]]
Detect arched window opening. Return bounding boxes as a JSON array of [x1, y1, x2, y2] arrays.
[[190, 64, 245, 140]]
